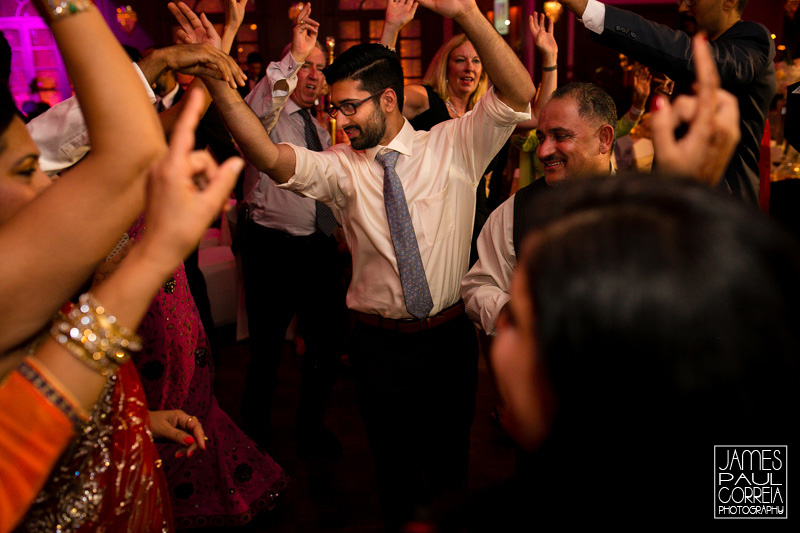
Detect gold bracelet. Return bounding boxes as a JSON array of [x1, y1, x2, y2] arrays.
[[75, 292, 142, 354], [49, 292, 141, 376], [39, 0, 94, 24]]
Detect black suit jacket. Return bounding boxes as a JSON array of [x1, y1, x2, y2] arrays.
[[594, 6, 776, 203]]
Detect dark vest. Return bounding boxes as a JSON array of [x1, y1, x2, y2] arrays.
[[512, 178, 551, 257]]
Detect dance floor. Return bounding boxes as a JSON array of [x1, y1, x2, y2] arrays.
[[211, 326, 516, 532]]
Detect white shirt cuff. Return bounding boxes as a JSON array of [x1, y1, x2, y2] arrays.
[[269, 51, 302, 98], [133, 62, 157, 105], [581, 0, 606, 35]]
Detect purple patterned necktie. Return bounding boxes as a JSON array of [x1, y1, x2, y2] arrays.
[[376, 149, 434, 319], [298, 108, 337, 236]]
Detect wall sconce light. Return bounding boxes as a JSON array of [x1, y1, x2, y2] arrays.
[[544, 1, 563, 23], [116, 5, 138, 34], [326, 36, 336, 59]]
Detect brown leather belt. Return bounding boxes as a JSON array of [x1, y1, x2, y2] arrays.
[[353, 301, 466, 334]]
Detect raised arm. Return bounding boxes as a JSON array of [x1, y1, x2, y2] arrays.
[[0, 1, 166, 352], [246, 6, 320, 135], [171, 0, 248, 57], [222, 0, 249, 54], [531, 12, 558, 122], [380, 0, 418, 49], [158, 1, 247, 136], [417, 0, 534, 110], [617, 66, 651, 137], [379, 0, 429, 119], [203, 3, 322, 182], [516, 11, 558, 130], [137, 44, 244, 90], [559, 0, 589, 17], [0, 88, 241, 532], [563, 1, 773, 88], [204, 70, 295, 183]]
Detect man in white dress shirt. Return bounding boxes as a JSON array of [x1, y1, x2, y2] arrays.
[[203, 0, 534, 527], [238, 24, 347, 458], [462, 83, 616, 336]]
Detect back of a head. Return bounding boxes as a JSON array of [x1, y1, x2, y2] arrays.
[[323, 43, 404, 112], [520, 175, 800, 519]]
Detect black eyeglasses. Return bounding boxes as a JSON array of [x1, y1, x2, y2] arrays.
[[678, 0, 697, 6], [326, 88, 388, 118]]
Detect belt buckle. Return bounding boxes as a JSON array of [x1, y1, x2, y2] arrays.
[[398, 317, 418, 333], [418, 317, 430, 331]]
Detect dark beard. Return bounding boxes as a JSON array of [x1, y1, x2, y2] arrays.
[[350, 105, 386, 150]]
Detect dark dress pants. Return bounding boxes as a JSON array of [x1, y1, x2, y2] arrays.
[[349, 313, 479, 531], [240, 221, 346, 442]]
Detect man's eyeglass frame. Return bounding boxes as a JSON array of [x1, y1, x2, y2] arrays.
[[326, 88, 390, 118]]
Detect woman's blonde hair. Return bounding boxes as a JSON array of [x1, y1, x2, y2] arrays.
[[422, 34, 489, 112]]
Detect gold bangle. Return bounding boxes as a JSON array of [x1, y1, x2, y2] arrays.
[[51, 319, 121, 376], [78, 293, 140, 348], [49, 292, 141, 376], [39, 0, 95, 24]]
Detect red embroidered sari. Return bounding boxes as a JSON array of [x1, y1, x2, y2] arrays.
[[16, 362, 172, 532]]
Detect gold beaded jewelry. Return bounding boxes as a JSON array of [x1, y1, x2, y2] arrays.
[[50, 292, 141, 376], [40, 0, 95, 23]]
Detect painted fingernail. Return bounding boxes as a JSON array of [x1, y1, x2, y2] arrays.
[[184, 436, 195, 445], [175, 451, 185, 458], [187, 450, 194, 458]]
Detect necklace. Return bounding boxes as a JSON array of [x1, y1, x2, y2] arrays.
[[446, 100, 464, 118]]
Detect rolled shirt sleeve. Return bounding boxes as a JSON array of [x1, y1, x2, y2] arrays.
[[461, 196, 516, 336]]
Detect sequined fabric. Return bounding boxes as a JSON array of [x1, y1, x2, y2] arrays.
[[16, 362, 172, 532], [129, 218, 288, 528]]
